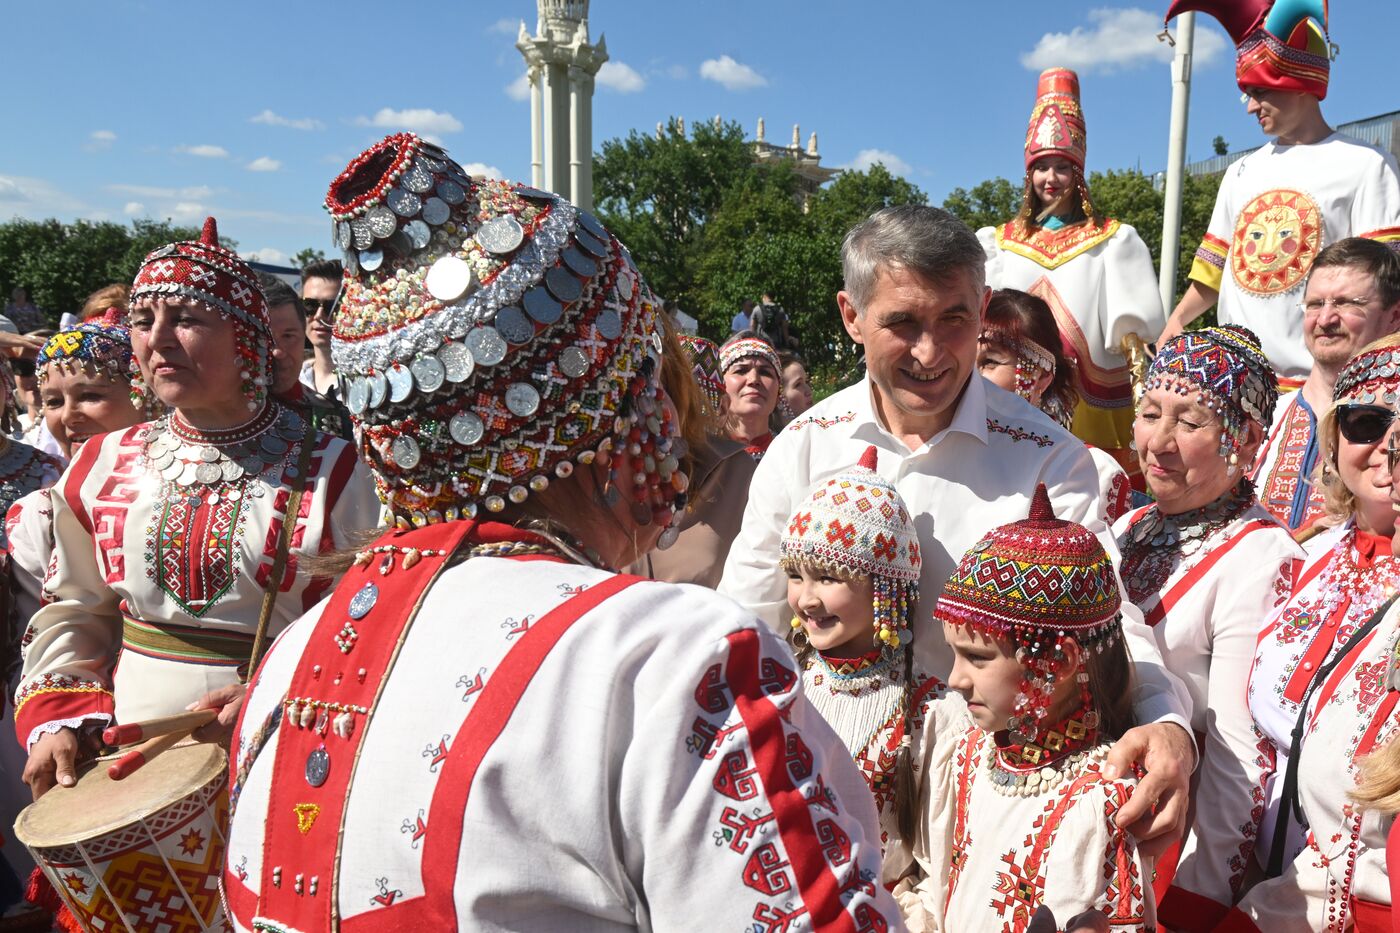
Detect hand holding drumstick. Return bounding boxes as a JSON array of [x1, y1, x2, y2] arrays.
[[104, 684, 247, 781]]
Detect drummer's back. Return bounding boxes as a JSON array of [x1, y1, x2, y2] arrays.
[[224, 553, 877, 930]]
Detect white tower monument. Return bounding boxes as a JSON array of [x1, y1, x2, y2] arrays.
[[516, 1, 608, 211]]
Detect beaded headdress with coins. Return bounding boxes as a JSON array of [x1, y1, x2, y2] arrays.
[[129, 216, 272, 412], [1143, 324, 1278, 465], [1334, 342, 1400, 407], [678, 334, 725, 417], [935, 485, 1123, 739], [327, 133, 685, 529], [781, 446, 920, 654], [37, 310, 153, 414], [719, 336, 781, 378]]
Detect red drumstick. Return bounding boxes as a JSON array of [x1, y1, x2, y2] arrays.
[[103, 709, 216, 747], [107, 730, 189, 781]]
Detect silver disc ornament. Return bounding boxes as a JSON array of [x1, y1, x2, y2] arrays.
[[475, 215, 525, 255]]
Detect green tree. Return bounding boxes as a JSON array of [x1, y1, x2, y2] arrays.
[[291, 247, 326, 270], [594, 118, 757, 315], [941, 178, 1020, 231], [1212, 135, 1229, 156], [0, 218, 202, 322]]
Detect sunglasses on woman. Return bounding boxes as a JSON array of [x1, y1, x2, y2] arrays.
[[1336, 403, 1397, 445]]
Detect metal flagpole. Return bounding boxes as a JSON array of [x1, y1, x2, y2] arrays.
[[1159, 12, 1196, 315]]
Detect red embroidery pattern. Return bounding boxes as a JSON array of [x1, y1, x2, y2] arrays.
[[995, 219, 1121, 270], [13, 672, 111, 715], [1254, 397, 1324, 529], [787, 411, 857, 431], [1227, 728, 1276, 897]]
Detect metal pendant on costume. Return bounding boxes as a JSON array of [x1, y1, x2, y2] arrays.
[[1118, 482, 1253, 606]]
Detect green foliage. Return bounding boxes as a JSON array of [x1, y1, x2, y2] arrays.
[[941, 178, 1021, 232], [0, 218, 206, 322], [1212, 135, 1230, 156], [290, 247, 326, 270]]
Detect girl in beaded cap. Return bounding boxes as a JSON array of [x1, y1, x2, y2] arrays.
[[779, 444, 945, 915], [907, 485, 1147, 932]]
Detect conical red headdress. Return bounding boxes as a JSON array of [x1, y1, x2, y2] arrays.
[[1024, 67, 1087, 171], [1165, 0, 1330, 99]]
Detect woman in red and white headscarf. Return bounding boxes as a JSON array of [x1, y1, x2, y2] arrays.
[[14, 218, 380, 800], [718, 335, 784, 462]]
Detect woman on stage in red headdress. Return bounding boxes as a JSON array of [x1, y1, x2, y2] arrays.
[[220, 135, 899, 931], [13, 218, 381, 800], [979, 67, 1166, 491]]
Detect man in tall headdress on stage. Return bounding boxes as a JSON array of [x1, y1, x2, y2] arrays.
[[1159, 0, 1400, 386]]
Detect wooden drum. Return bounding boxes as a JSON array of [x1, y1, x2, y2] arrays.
[[14, 743, 230, 932]]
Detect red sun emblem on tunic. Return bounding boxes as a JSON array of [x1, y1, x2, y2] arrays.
[[1231, 188, 1322, 297]]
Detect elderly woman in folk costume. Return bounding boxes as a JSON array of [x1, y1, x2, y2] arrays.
[[977, 288, 1134, 522], [1112, 326, 1303, 925], [14, 218, 381, 800], [979, 67, 1165, 490], [221, 134, 898, 931], [1226, 335, 1400, 932], [629, 333, 756, 587], [718, 334, 785, 461]]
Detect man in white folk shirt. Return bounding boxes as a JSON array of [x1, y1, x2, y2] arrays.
[[720, 204, 1197, 851]]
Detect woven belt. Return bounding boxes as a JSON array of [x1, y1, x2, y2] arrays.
[[121, 615, 255, 669]]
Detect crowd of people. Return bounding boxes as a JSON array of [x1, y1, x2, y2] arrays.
[[0, 0, 1399, 931]]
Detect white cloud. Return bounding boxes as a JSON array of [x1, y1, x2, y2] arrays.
[[461, 162, 504, 180], [250, 109, 324, 131], [354, 107, 463, 136], [487, 17, 518, 35], [169, 202, 207, 222], [1020, 7, 1227, 74], [175, 144, 229, 158], [666, 64, 688, 80], [123, 201, 146, 216], [0, 174, 87, 214], [842, 149, 914, 178], [597, 61, 645, 93], [699, 55, 767, 91], [243, 247, 288, 264], [247, 157, 282, 172], [506, 72, 531, 101], [84, 129, 117, 153]]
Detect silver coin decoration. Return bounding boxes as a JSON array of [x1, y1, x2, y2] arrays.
[[505, 383, 541, 418], [495, 307, 533, 345], [405, 219, 431, 250], [595, 309, 623, 340], [419, 155, 447, 172], [439, 341, 475, 382], [359, 248, 384, 272], [367, 205, 397, 238], [523, 288, 563, 326], [387, 187, 421, 218], [561, 246, 597, 278], [576, 211, 608, 241], [367, 371, 388, 409], [386, 363, 414, 403], [195, 462, 222, 485], [221, 459, 244, 482], [335, 221, 352, 250], [545, 267, 582, 304], [465, 326, 507, 367], [558, 346, 590, 378], [343, 249, 359, 275], [617, 271, 635, 300], [421, 197, 450, 226], [437, 179, 465, 205], [305, 746, 330, 788], [348, 582, 378, 620], [402, 162, 434, 193], [346, 378, 369, 415], [573, 229, 608, 259], [386, 230, 413, 257], [410, 354, 446, 393], [476, 216, 525, 255], [450, 412, 485, 446], [424, 256, 475, 303], [515, 186, 553, 201], [391, 434, 422, 470], [351, 217, 374, 249]]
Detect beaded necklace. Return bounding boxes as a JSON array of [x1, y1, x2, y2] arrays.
[[1318, 526, 1400, 631], [143, 402, 304, 491], [812, 648, 899, 695], [1119, 481, 1254, 605], [986, 705, 1104, 797]]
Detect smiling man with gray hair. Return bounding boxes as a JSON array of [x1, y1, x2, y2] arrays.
[[720, 204, 1197, 852]]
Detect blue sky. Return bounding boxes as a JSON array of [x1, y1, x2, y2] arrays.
[[5, 0, 1397, 267]]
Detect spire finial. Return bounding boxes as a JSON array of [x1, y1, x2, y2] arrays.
[[200, 216, 218, 246], [1028, 483, 1055, 522]]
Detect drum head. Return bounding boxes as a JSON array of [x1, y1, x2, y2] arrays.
[[14, 743, 227, 849]]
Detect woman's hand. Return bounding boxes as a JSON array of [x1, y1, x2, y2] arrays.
[[188, 684, 247, 747], [1104, 721, 1195, 856], [23, 727, 95, 800]]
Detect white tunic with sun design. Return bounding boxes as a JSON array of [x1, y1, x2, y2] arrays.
[[1189, 133, 1400, 378]]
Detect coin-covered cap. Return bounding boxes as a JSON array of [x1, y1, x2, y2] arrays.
[[1334, 340, 1400, 407], [327, 133, 685, 528], [1145, 324, 1279, 436], [37, 310, 150, 407]]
